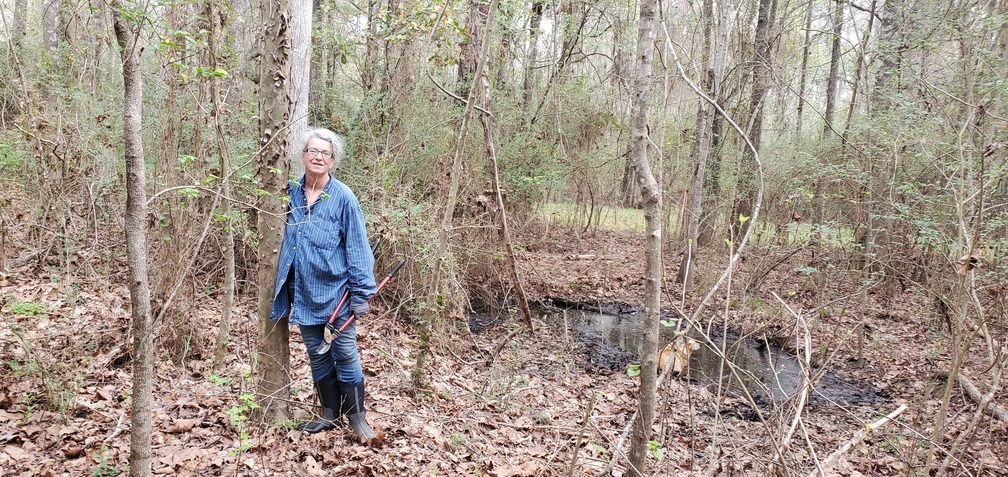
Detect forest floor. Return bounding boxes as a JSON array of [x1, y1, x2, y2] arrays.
[[1, 222, 1007, 476]]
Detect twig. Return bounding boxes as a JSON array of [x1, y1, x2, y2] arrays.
[[809, 404, 908, 477], [770, 292, 814, 471], [567, 391, 598, 477], [103, 411, 127, 445]]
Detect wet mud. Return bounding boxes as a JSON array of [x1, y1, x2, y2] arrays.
[[472, 298, 886, 408]]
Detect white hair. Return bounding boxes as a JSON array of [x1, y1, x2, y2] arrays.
[[296, 127, 345, 168]]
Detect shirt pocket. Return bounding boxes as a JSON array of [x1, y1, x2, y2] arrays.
[[307, 221, 343, 250]]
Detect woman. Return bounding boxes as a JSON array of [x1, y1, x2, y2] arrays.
[[269, 127, 378, 443]]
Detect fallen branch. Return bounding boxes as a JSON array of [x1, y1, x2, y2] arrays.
[[953, 372, 1008, 422], [809, 404, 907, 477], [103, 411, 127, 445]]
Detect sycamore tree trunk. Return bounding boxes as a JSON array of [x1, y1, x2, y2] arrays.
[[255, 0, 292, 423], [626, 0, 660, 474], [112, 4, 153, 476]]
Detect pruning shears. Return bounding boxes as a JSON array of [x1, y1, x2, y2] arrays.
[[316, 259, 406, 355]]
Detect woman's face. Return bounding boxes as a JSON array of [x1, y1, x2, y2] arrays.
[[302, 137, 335, 177]]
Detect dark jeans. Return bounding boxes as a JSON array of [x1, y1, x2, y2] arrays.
[[301, 319, 363, 384]]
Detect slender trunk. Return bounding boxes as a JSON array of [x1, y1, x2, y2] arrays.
[[362, 0, 381, 93], [823, 0, 844, 137], [677, 0, 717, 290], [255, 0, 292, 423], [209, 0, 236, 369], [841, 0, 878, 138], [112, 5, 153, 476], [458, 0, 489, 98], [477, 3, 531, 330], [522, 2, 543, 115], [795, 0, 814, 136], [626, 0, 659, 474], [734, 0, 777, 243], [415, 0, 498, 388]]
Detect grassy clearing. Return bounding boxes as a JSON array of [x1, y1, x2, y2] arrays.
[[540, 202, 857, 249], [540, 202, 646, 233]]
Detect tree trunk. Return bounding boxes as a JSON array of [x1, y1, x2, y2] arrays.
[[458, 0, 489, 98], [677, 0, 719, 290], [209, 0, 236, 370], [289, 0, 313, 178], [12, 0, 27, 50], [112, 5, 153, 476], [626, 0, 659, 474], [733, 0, 777, 243], [255, 0, 292, 423], [795, 0, 814, 136], [477, 2, 532, 331], [362, 0, 382, 94], [823, 0, 844, 137], [841, 0, 878, 138], [44, 0, 61, 53], [522, 1, 543, 115]]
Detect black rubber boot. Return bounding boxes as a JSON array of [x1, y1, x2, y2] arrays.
[[298, 374, 342, 433], [338, 379, 376, 444]]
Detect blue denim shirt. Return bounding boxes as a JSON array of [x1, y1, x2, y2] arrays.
[[270, 175, 377, 326]]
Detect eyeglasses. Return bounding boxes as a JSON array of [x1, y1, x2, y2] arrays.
[[303, 148, 333, 158]]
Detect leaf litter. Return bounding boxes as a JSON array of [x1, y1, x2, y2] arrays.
[[0, 225, 1006, 475]]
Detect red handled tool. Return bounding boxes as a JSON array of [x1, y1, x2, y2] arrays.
[[316, 259, 406, 355]]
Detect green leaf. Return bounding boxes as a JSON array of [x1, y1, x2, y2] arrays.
[[738, 214, 750, 224], [647, 440, 664, 460], [626, 364, 641, 377]]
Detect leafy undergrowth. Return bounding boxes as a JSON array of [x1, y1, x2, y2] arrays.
[[1, 224, 1007, 476]]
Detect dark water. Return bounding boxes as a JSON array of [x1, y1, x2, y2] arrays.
[[559, 307, 883, 405]]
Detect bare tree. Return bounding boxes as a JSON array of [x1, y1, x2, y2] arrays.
[[255, 0, 293, 423], [111, 2, 154, 476], [625, 0, 660, 473]]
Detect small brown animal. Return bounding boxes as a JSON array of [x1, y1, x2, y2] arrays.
[[658, 336, 700, 375]]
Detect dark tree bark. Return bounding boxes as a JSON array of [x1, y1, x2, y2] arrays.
[[677, 0, 721, 290], [111, 3, 153, 476], [362, 0, 382, 93], [458, 0, 490, 98], [823, 0, 844, 136], [255, 0, 293, 423], [626, 0, 660, 473], [733, 0, 778, 243], [795, 0, 815, 135]]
